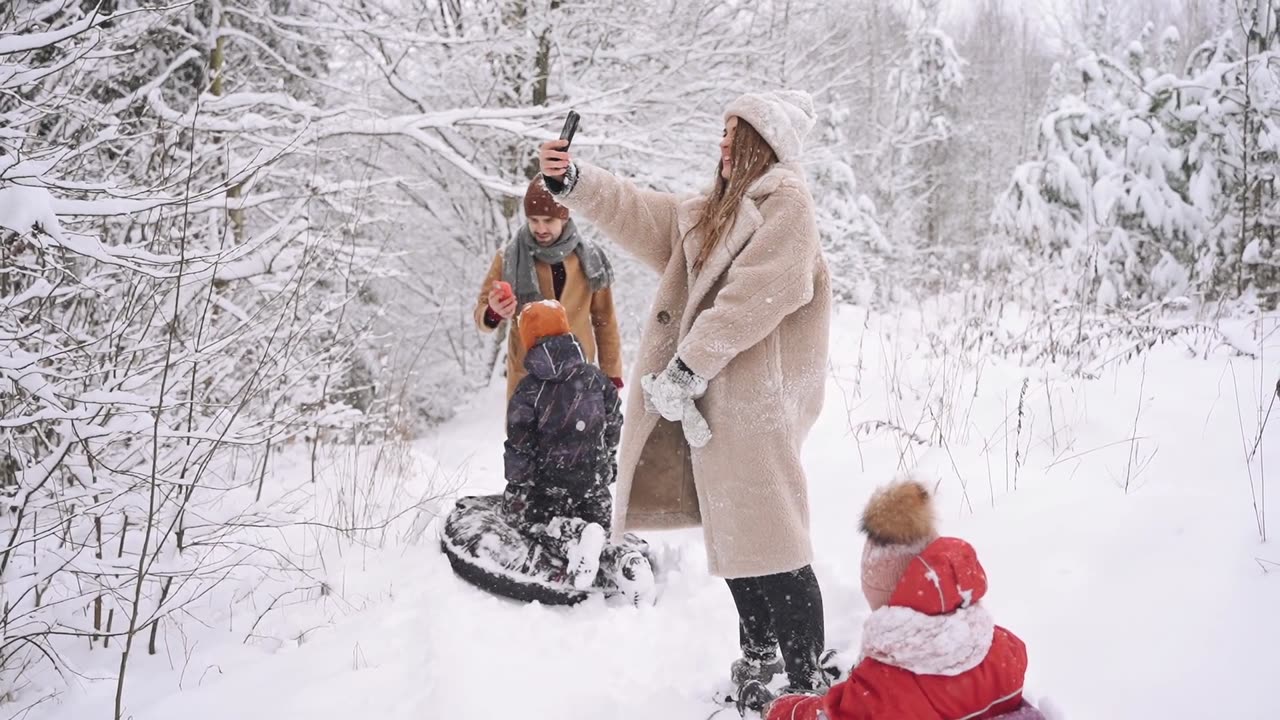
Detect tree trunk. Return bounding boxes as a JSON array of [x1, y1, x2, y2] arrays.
[[1248, 0, 1276, 53], [527, 0, 563, 178], [441, 0, 464, 35], [869, 1, 881, 124], [210, 2, 245, 243]]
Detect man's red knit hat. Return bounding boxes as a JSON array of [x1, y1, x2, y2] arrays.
[[524, 177, 570, 220]]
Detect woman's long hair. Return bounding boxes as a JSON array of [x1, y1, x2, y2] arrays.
[[688, 120, 778, 272]]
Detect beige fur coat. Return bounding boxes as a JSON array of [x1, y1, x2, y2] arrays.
[[548, 160, 831, 578]]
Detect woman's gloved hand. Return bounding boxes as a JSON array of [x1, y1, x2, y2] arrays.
[[641, 357, 711, 448]]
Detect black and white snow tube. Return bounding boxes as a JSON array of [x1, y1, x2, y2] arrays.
[[440, 494, 653, 606]]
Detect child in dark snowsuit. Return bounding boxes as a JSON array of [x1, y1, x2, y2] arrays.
[[501, 299, 634, 594]]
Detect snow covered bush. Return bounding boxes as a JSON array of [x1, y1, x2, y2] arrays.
[[1, 3, 394, 710]]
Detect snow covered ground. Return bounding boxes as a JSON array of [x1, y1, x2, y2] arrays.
[[26, 305, 1280, 720]]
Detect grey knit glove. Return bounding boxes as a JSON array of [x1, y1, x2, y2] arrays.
[[679, 403, 711, 448], [640, 357, 711, 448]]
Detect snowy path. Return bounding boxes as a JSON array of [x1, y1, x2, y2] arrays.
[[30, 308, 1280, 720]]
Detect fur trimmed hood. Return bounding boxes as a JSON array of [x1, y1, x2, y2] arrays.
[[862, 536, 996, 674], [892, 537, 990, 615], [862, 603, 995, 676]]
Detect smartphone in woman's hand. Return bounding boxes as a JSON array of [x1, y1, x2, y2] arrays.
[[539, 114, 577, 179], [559, 111, 580, 149]]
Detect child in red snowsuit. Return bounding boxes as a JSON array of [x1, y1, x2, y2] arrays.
[[767, 479, 1044, 720]]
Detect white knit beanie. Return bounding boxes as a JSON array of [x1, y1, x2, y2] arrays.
[[723, 90, 817, 163]]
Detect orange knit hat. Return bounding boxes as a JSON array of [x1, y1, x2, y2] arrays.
[[518, 300, 571, 350]]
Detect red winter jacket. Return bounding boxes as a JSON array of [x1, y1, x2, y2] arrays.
[[769, 538, 1028, 720]]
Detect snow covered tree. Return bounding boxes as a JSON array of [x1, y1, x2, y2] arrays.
[[993, 6, 1280, 309], [811, 103, 890, 306], [993, 26, 1197, 306], [878, 0, 964, 256], [935, 0, 1057, 289], [1189, 2, 1280, 306]]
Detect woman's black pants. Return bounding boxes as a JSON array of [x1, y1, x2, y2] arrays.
[[725, 564, 825, 689]]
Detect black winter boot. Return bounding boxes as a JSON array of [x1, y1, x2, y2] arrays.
[[730, 652, 785, 687], [734, 680, 776, 715]]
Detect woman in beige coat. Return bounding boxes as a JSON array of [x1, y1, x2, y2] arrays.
[[538, 90, 833, 709]]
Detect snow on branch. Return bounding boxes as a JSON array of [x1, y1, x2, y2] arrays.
[[0, 7, 113, 55]]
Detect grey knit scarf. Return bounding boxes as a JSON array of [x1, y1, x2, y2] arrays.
[[503, 219, 613, 305]]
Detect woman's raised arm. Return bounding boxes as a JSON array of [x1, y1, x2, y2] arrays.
[[538, 140, 681, 273]]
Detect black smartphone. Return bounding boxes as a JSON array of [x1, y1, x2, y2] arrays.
[[559, 110, 580, 148]]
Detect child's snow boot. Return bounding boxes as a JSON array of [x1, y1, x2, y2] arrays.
[[613, 549, 656, 606], [561, 519, 607, 589], [818, 648, 844, 684]]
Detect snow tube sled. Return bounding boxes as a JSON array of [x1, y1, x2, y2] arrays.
[[441, 494, 656, 606]]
